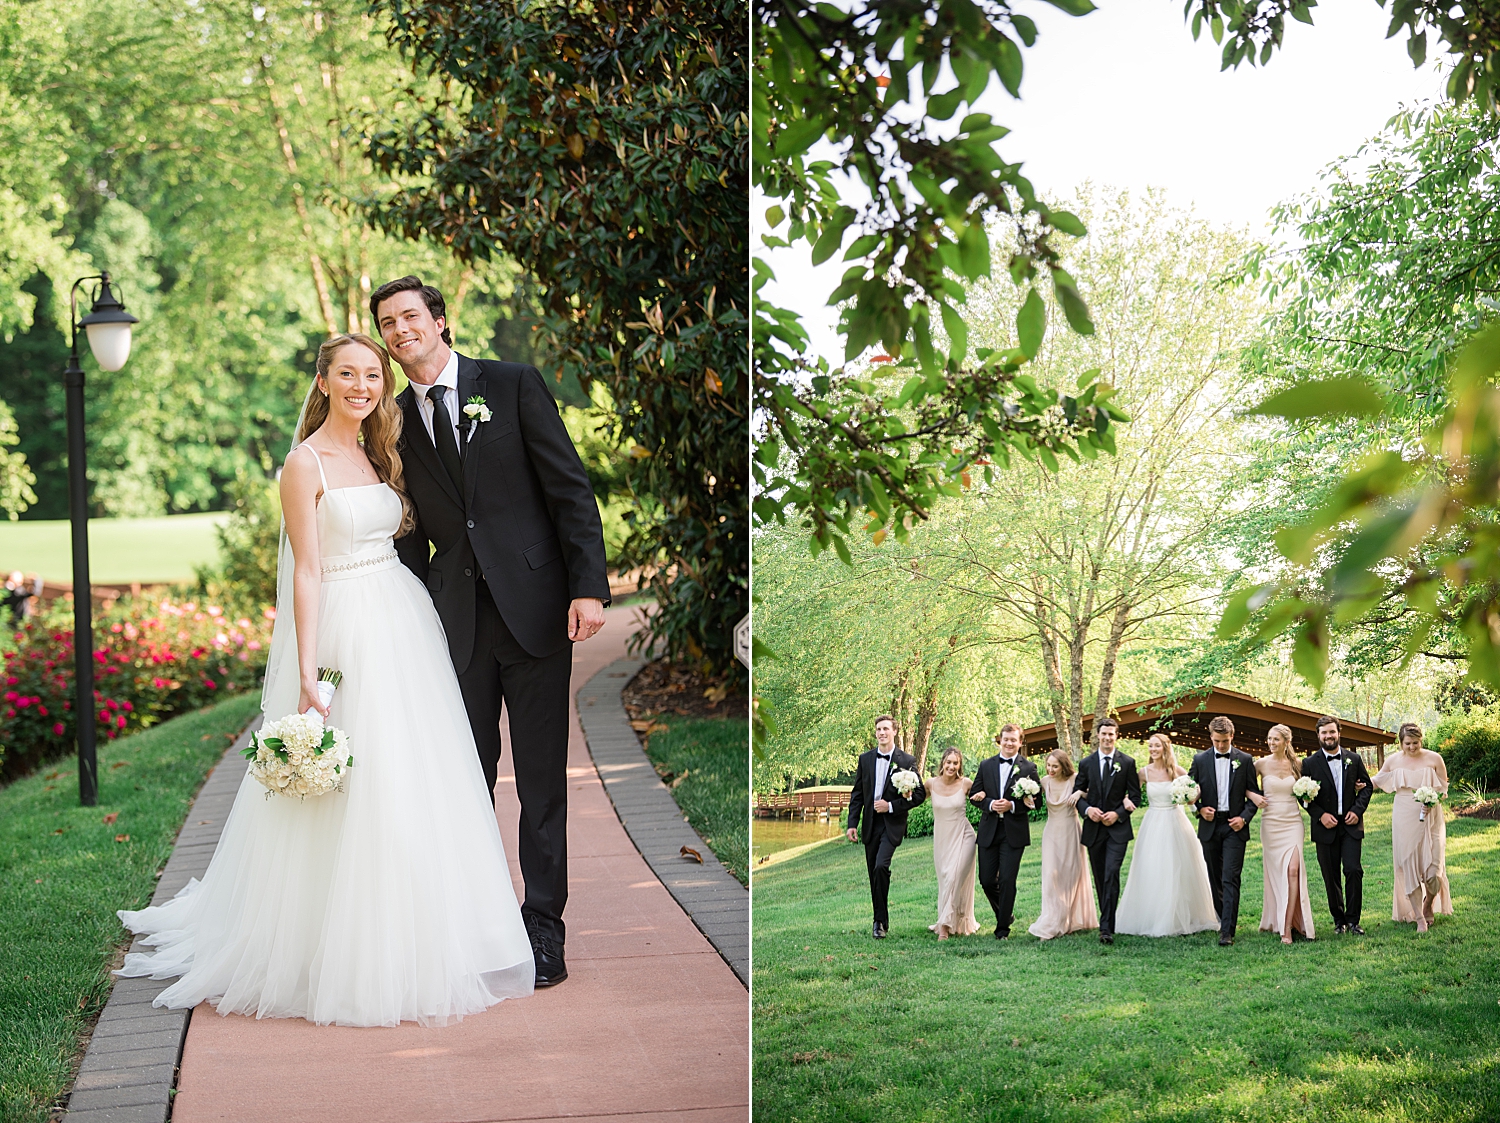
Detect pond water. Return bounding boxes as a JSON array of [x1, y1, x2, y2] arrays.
[[751, 817, 845, 862]]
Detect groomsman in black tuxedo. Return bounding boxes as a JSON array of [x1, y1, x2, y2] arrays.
[[846, 715, 926, 939], [1073, 717, 1142, 945], [1187, 715, 1261, 946], [969, 724, 1041, 939], [1301, 715, 1374, 935]]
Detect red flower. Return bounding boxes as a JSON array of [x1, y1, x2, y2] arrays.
[[36, 705, 47, 716], [3, 691, 16, 703], [52, 722, 64, 736], [122, 701, 133, 712], [117, 715, 127, 729], [204, 679, 217, 690], [105, 699, 118, 711]]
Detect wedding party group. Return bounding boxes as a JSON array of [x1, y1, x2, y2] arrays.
[[115, 276, 613, 1026], [846, 712, 1454, 947]]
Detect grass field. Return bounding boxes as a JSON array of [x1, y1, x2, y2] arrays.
[[0, 512, 227, 586], [751, 796, 1500, 1122], [0, 692, 260, 1123], [640, 715, 749, 885]]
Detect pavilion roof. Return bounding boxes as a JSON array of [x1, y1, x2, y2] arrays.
[[1020, 686, 1396, 757]]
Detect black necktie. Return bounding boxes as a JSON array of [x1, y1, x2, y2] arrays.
[[427, 385, 464, 492], [1100, 755, 1112, 788]]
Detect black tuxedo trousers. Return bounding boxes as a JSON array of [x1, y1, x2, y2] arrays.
[[977, 840, 1025, 936], [863, 817, 902, 928], [1085, 833, 1129, 937], [1314, 825, 1364, 928], [1200, 817, 1249, 937]]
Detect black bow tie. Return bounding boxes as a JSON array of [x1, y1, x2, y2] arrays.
[[878, 753, 892, 761], [1215, 753, 1232, 760]]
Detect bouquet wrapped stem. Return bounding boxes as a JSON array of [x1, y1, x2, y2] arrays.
[[1413, 785, 1442, 822]]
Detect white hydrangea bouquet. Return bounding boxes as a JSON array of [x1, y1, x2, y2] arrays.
[[889, 769, 921, 798], [1412, 785, 1442, 822], [1169, 774, 1201, 807], [1011, 776, 1041, 805], [1291, 776, 1321, 808], [242, 668, 353, 799]]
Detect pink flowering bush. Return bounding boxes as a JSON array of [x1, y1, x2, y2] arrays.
[[0, 597, 273, 782]]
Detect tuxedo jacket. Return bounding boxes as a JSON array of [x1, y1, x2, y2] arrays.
[[1300, 748, 1373, 842], [1187, 746, 1261, 841], [1073, 750, 1142, 846], [971, 753, 1041, 849], [846, 748, 926, 845], [394, 355, 611, 671]]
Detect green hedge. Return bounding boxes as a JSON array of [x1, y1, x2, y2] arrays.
[[1428, 705, 1500, 790]]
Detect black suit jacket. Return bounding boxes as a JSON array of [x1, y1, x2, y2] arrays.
[[1187, 747, 1261, 842], [971, 753, 1040, 849], [847, 748, 925, 844], [394, 355, 611, 670], [1301, 748, 1373, 842], [1073, 750, 1142, 846]]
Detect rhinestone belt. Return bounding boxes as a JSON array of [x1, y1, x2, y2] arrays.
[[321, 550, 397, 576]]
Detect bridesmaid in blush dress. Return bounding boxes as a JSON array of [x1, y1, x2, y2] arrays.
[[1029, 749, 1098, 939], [1373, 722, 1452, 932], [925, 748, 981, 939], [1247, 724, 1315, 944]]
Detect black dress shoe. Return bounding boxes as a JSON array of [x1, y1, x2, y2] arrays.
[[1099, 933, 1113, 945], [1218, 935, 1234, 947], [872, 923, 888, 939], [994, 929, 1010, 940], [1348, 924, 1366, 936], [529, 931, 568, 987]]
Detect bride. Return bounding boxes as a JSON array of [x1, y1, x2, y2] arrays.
[[116, 333, 534, 1026], [1115, 733, 1219, 938]]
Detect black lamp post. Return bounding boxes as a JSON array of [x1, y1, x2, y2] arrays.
[[66, 272, 138, 807]]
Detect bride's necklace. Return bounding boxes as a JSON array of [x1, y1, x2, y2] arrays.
[[332, 442, 371, 479]]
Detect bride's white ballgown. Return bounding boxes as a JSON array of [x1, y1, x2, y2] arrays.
[[117, 459, 534, 1026], [1114, 779, 1220, 937]]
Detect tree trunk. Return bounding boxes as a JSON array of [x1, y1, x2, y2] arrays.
[[1092, 597, 1133, 736], [1035, 596, 1071, 756], [912, 682, 939, 776]]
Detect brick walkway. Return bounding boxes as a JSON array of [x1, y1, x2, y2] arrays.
[[117, 606, 745, 1123]]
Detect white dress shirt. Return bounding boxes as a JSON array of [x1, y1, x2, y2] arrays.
[[874, 752, 894, 809], [997, 754, 1017, 813], [1215, 752, 1233, 812], [409, 350, 464, 450], [1324, 750, 1344, 810]]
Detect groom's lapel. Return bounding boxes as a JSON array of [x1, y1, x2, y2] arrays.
[[400, 387, 462, 507], [458, 356, 484, 507]]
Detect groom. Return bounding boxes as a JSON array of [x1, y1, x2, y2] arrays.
[[846, 715, 925, 939], [969, 724, 1040, 939], [1073, 717, 1141, 945], [374, 276, 611, 988], [1301, 715, 1373, 935], [1187, 716, 1260, 946]]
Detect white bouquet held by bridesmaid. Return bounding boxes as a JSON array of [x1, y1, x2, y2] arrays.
[[243, 668, 353, 799], [1168, 774, 1200, 807], [889, 769, 921, 798], [1012, 776, 1041, 804], [1291, 776, 1321, 808], [1412, 785, 1442, 822]]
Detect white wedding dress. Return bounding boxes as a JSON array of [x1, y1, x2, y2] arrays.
[[1115, 780, 1220, 937], [117, 454, 534, 1026]]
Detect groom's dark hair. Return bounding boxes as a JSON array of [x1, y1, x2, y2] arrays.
[[369, 275, 452, 346]]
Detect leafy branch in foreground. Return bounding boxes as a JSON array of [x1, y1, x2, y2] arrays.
[[1220, 323, 1500, 691]]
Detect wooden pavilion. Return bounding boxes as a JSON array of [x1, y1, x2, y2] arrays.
[[1021, 686, 1397, 762]]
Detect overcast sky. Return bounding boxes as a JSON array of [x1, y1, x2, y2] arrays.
[[758, 0, 1445, 360]]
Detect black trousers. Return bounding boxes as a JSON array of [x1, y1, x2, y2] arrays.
[[863, 820, 900, 928], [1314, 831, 1364, 928], [976, 840, 1025, 935], [1200, 818, 1249, 937], [1085, 833, 1129, 935], [458, 579, 575, 944]]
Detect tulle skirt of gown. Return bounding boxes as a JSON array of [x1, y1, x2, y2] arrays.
[[929, 788, 981, 936], [1115, 783, 1219, 937], [1029, 779, 1097, 939], [1257, 778, 1315, 938], [117, 550, 534, 1027]]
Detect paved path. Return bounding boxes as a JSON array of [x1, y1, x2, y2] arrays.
[[128, 605, 745, 1123]]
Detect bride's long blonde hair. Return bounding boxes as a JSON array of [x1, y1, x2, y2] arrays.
[[1267, 723, 1301, 776], [1147, 733, 1182, 779], [299, 333, 415, 536]]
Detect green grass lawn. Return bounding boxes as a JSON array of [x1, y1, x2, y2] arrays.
[[0, 512, 227, 586], [641, 715, 748, 886], [752, 797, 1500, 1122], [0, 692, 260, 1123]]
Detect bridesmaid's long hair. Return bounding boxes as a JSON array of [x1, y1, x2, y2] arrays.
[[936, 747, 963, 777], [1268, 724, 1301, 776], [299, 333, 415, 536], [1045, 748, 1074, 780], [1147, 733, 1183, 779]]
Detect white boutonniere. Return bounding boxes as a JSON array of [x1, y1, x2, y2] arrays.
[[1344, 758, 1353, 768], [1231, 760, 1241, 772], [463, 395, 492, 423]]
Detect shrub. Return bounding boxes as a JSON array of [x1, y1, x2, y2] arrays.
[[0, 596, 271, 783], [1427, 705, 1500, 790], [904, 796, 987, 839], [200, 475, 281, 614]]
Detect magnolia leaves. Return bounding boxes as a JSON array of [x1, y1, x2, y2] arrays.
[[1219, 322, 1500, 691]]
